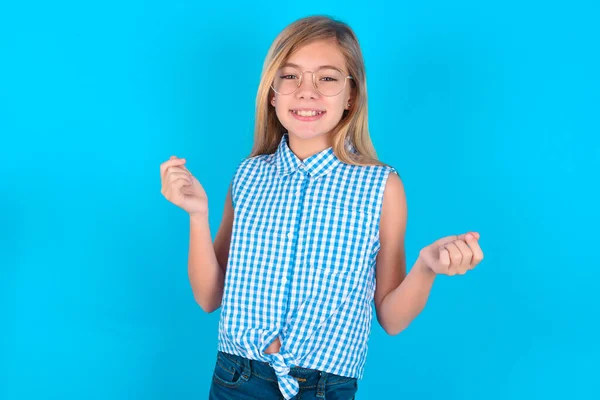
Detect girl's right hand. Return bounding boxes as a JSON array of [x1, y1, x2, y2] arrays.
[[160, 156, 208, 217]]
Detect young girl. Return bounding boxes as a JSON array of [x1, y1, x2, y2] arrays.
[[160, 15, 483, 400]]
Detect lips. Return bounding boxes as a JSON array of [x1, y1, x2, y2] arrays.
[[290, 109, 325, 117], [289, 109, 326, 121]]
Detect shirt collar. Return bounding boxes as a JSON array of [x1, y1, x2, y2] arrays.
[[275, 133, 342, 179]]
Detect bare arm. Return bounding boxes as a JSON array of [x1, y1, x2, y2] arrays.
[[377, 257, 437, 336], [188, 184, 234, 313], [374, 172, 437, 335], [374, 171, 484, 335]]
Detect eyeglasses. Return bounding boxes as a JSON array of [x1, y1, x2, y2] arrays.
[[271, 65, 353, 97]]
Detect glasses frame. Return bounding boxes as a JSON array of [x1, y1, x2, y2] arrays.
[[270, 66, 354, 97]]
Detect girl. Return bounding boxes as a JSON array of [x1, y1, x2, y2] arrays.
[[160, 15, 484, 400]]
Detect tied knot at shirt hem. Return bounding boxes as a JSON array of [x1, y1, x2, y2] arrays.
[[266, 352, 300, 399], [265, 351, 294, 375]]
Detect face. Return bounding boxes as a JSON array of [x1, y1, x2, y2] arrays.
[[271, 39, 353, 144]]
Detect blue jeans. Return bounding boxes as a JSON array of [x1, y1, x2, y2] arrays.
[[208, 351, 359, 399]]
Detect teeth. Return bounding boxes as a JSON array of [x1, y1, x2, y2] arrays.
[[293, 110, 323, 117]]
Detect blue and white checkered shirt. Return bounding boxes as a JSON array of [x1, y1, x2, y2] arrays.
[[217, 133, 396, 399]]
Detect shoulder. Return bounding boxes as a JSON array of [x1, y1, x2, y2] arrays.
[[383, 166, 403, 199], [342, 161, 398, 178], [350, 163, 401, 192], [231, 154, 275, 190], [338, 163, 401, 203], [233, 153, 274, 176], [230, 155, 272, 207], [238, 153, 272, 167], [380, 166, 407, 231]]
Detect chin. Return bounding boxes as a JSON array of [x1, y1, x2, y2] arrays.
[[287, 127, 329, 141], [285, 121, 336, 139]]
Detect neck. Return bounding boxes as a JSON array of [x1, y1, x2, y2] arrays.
[[287, 133, 333, 161]]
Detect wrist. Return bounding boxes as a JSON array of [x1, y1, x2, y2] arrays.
[[189, 211, 209, 224], [414, 255, 436, 278]]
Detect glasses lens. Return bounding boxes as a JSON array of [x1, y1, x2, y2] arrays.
[[272, 66, 301, 95], [315, 67, 346, 96]]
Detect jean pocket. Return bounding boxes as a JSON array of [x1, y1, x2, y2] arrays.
[[326, 376, 358, 399], [212, 352, 248, 388]]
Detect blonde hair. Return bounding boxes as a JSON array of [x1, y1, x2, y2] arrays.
[[249, 15, 388, 167]]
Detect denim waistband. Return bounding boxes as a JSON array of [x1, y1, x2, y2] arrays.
[[217, 351, 355, 391]]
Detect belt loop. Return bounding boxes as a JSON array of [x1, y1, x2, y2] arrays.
[[241, 356, 251, 382], [316, 371, 327, 398]]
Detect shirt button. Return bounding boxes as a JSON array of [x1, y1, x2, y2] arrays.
[[287, 232, 293, 239]]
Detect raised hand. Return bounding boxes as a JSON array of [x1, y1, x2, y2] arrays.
[[418, 232, 484, 275], [160, 156, 208, 217]]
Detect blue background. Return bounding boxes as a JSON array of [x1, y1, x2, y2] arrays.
[[2, 1, 599, 399]]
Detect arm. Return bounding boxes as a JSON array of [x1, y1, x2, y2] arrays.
[[188, 183, 234, 313], [374, 172, 437, 336]]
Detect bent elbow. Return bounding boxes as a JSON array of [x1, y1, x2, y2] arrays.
[[381, 320, 409, 336], [195, 295, 221, 314], [383, 326, 401, 336]]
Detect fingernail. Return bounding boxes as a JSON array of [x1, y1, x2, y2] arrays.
[[466, 233, 474, 239]]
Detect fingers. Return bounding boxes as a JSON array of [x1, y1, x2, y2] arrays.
[[443, 242, 461, 275], [160, 156, 195, 191], [459, 232, 480, 241], [160, 156, 195, 201], [466, 234, 484, 266], [438, 247, 451, 273], [160, 156, 187, 182], [433, 234, 460, 248], [161, 173, 193, 199], [441, 232, 483, 276], [166, 165, 190, 176], [168, 171, 193, 185], [451, 240, 472, 274], [162, 169, 193, 193]]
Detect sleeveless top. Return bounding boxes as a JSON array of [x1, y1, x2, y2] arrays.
[[217, 133, 397, 399]]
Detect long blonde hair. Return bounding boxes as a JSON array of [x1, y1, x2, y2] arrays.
[[249, 15, 387, 167]]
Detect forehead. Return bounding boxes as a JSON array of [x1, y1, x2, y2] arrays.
[[285, 39, 347, 71]]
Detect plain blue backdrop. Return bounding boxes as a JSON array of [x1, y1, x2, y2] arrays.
[[1, 1, 599, 399]]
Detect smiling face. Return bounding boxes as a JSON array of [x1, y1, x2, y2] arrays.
[[271, 39, 353, 144]]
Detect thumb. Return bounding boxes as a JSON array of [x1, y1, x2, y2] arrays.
[[432, 232, 480, 248], [431, 234, 460, 248], [181, 164, 192, 175], [461, 231, 480, 241], [171, 156, 191, 175]]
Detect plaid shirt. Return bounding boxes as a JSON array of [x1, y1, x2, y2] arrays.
[[217, 133, 396, 399]]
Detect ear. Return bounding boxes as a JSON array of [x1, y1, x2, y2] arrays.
[[346, 86, 356, 110]]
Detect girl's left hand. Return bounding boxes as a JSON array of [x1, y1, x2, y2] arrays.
[[418, 232, 484, 275]]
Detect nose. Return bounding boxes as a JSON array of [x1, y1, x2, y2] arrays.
[[295, 71, 318, 99]]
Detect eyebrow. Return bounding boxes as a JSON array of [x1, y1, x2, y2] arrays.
[[281, 62, 345, 71]]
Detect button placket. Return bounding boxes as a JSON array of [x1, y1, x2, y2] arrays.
[[279, 171, 310, 333]]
